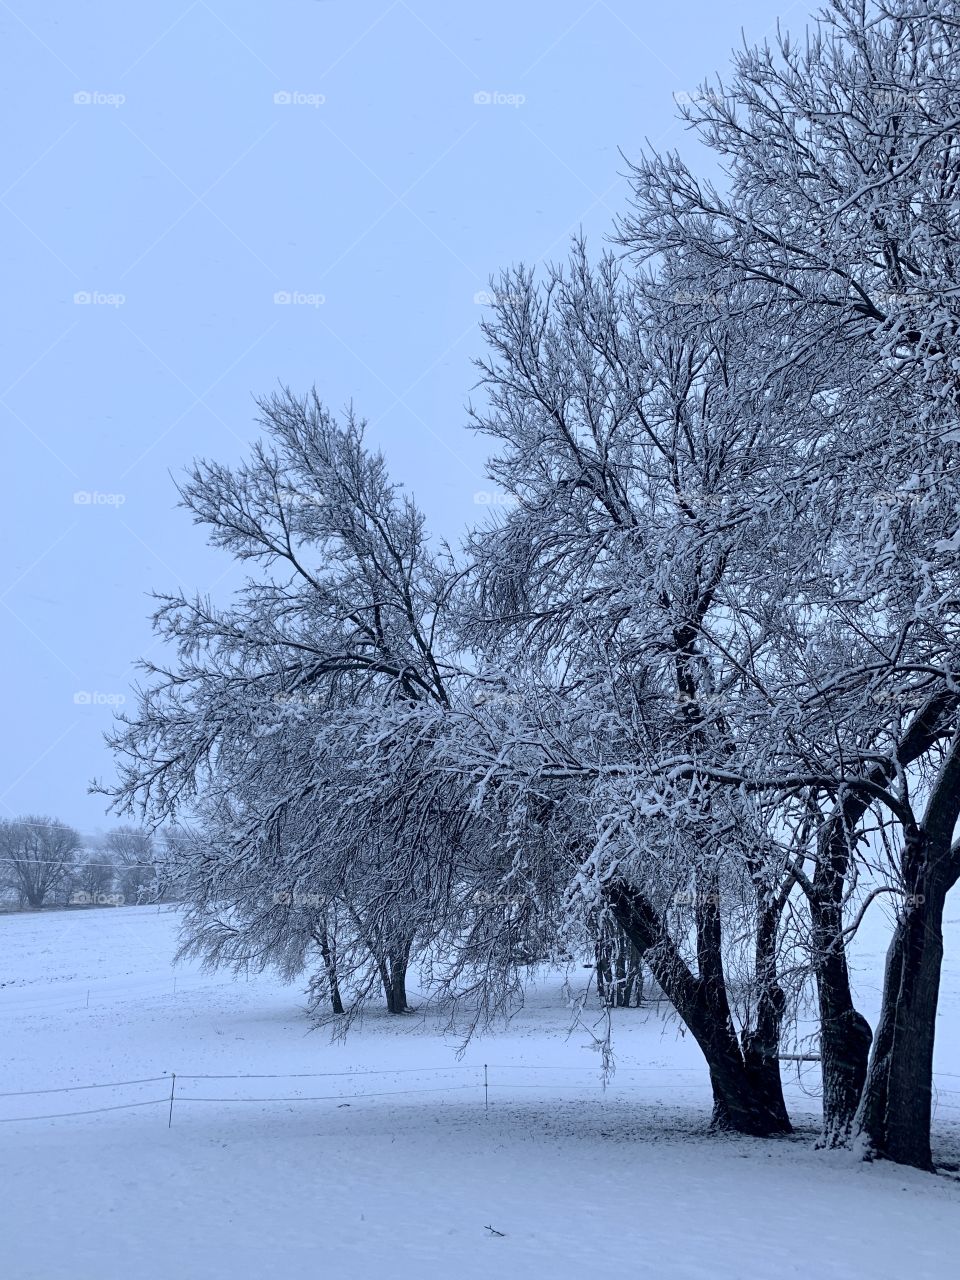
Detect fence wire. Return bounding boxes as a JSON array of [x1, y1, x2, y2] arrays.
[[2, 1061, 958, 1125]]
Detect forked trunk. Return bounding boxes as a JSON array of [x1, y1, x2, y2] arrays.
[[810, 825, 872, 1146], [381, 939, 412, 1014], [609, 880, 792, 1137]]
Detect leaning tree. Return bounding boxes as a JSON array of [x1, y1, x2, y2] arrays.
[[617, 0, 960, 1166]]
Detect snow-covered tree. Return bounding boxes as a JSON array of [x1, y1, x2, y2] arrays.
[[101, 0, 960, 1170], [0, 816, 81, 908], [102, 392, 463, 1016], [616, 0, 960, 1167]]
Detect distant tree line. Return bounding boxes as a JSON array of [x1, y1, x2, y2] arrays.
[[0, 818, 168, 910]]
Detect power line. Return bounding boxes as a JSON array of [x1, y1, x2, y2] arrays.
[[0, 856, 164, 872], [0, 819, 194, 844], [0, 858, 152, 869]]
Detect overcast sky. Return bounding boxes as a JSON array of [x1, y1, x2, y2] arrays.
[[2, 0, 799, 839]]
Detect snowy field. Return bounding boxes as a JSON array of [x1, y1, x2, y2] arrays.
[[1, 905, 959, 1279]]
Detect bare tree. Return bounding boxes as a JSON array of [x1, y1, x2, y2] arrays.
[[101, 826, 157, 903], [457, 244, 806, 1135], [100, 395, 462, 1016], [98, 1, 960, 1169], [0, 816, 81, 908], [71, 854, 117, 902], [595, 921, 644, 1008], [617, 0, 960, 1168]]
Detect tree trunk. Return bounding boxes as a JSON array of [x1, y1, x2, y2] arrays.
[[23, 882, 45, 908], [595, 939, 612, 1005], [854, 894, 943, 1170], [812, 902, 873, 1145], [855, 737, 960, 1169], [810, 823, 873, 1146], [348, 897, 413, 1016], [608, 880, 792, 1136], [388, 951, 409, 1014], [596, 925, 642, 1007], [740, 898, 792, 1133], [801, 706, 955, 1147], [381, 939, 412, 1014], [316, 921, 345, 1016], [855, 824, 960, 1169], [622, 938, 643, 1007]]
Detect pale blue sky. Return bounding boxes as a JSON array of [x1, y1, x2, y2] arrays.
[[2, 0, 798, 837]]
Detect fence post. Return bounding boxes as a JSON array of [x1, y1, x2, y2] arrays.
[[167, 1073, 176, 1128], [484, 1063, 488, 1113]]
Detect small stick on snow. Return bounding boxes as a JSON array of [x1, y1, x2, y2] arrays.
[[484, 1225, 506, 1237]]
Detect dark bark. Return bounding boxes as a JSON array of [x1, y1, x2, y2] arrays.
[[806, 691, 956, 1146], [855, 739, 960, 1169], [388, 950, 409, 1014], [854, 881, 945, 1170], [315, 921, 345, 1016], [381, 939, 412, 1014], [344, 896, 414, 1016], [810, 826, 873, 1147], [740, 898, 792, 1133], [595, 939, 612, 1004], [608, 879, 792, 1137]]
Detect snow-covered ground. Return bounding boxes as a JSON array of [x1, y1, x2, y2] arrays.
[[1, 905, 959, 1279]]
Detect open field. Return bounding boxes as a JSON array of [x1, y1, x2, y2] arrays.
[[1, 905, 959, 1279]]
